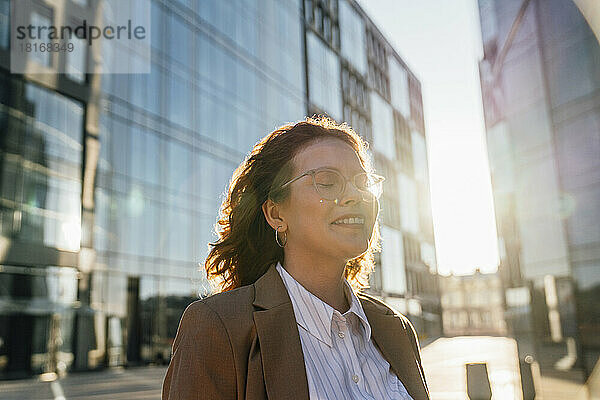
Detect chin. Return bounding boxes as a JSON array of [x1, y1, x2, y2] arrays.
[[338, 242, 369, 260], [325, 228, 371, 260]]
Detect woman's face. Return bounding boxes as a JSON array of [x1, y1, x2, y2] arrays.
[[278, 138, 379, 263]]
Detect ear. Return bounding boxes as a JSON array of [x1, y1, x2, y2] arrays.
[[262, 198, 287, 231]]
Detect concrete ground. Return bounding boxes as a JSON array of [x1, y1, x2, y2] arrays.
[[0, 338, 590, 399], [421, 336, 525, 399], [0, 366, 166, 400], [420, 336, 588, 400], [540, 371, 587, 400]]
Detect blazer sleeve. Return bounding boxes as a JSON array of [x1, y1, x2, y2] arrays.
[[162, 301, 237, 400]]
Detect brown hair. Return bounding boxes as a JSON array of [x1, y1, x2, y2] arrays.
[[204, 116, 382, 293]]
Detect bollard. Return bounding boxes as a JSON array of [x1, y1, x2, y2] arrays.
[[520, 355, 537, 400], [466, 362, 492, 400]]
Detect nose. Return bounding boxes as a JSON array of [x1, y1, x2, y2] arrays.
[[338, 179, 362, 206]]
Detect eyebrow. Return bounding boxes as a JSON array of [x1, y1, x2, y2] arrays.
[[312, 166, 367, 175]]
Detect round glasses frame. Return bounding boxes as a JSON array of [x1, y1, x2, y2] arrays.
[[277, 167, 385, 203]]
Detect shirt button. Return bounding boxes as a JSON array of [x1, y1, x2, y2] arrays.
[[352, 374, 359, 383], [338, 332, 345, 339]]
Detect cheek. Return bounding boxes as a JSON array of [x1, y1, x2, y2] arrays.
[[287, 191, 331, 231], [301, 202, 331, 229]]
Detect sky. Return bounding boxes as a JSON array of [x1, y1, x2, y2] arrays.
[[356, 0, 500, 275]]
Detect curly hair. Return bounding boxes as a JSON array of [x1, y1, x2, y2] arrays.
[[204, 116, 382, 293]]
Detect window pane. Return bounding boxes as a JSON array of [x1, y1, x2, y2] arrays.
[[412, 131, 428, 182], [398, 173, 419, 233], [110, 119, 130, 176], [30, 10, 52, 67], [169, 13, 192, 66], [370, 91, 396, 160], [168, 73, 192, 129], [388, 57, 410, 118], [307, 32, 342, 120], [339, 0, 367, 75], [166, 206, 191, 261], [67, 34, 86, 83], [0, 0, 9, 49], [380, 226, 407, 294], [166, 139, 191, 195], [145, 130, 161, 186]]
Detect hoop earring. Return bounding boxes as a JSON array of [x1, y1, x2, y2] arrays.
[[275, 227, 287, 247]]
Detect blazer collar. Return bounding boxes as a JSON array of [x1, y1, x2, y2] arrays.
[[252, 264, 429, 400], [253, 262, 293, 309], [275, 261, 372, 347]]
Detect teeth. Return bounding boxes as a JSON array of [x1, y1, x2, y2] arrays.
[[333, 217, 364, 225]]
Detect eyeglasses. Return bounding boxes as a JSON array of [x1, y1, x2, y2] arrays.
[[278, 167, 385, 203]]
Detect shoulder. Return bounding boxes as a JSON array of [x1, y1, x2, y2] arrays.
[[181, 284, 255, 330], [202, 284, 255, 314], [357, 292, 416, 331], [357, 291, 394, 313], [357, 292, 423, 360]]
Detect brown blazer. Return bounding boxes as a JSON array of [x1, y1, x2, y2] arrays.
[[162, 264, 430, 400]]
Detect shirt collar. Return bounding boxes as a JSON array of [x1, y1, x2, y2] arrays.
[[275, 262, 372, 347]]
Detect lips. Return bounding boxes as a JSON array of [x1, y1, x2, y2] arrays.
[[331, 215, 365, 225]]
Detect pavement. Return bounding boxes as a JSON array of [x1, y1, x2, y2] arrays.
[[535, 340, 587, 400], [421, 336, 524, 399], [540, 371, 587, 400], [420, 336, 589, 400], [0, 337, 591, 399], [0, 366, 167, 400]]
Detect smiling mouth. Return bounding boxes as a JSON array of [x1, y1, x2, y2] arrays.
[[331, 217, 365, 226]]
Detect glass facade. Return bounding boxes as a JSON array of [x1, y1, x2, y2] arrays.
[[0, 77, 84, 252], [0, 75, 84, 376], [91, 0, 306, 368], [0, 0, 437, 376], [478, 0, 600, 373]]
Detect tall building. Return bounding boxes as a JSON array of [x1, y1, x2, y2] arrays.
[[0, 0, 438, 377], [478, 0, 600, 374]]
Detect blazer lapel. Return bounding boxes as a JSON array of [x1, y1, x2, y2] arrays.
[[362, 299, 430, 400], [251, 265, 428, 399], [252, 265, 310, 400]]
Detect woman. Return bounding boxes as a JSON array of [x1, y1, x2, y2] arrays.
[[162, 117, 429, 400]]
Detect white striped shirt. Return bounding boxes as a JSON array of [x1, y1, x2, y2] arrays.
[[276, 262, 413, 400]]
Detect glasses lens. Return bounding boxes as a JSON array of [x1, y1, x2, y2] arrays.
[[354, 173, 373, 190], [313, 170, 343, 200], [355, 173, 383, 201]]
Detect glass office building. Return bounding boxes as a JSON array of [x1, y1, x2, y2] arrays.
[[478, 0, 600, 374], [0, 0, 437, 377]]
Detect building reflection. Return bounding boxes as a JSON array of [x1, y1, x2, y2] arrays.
[[0, 74, 83, 377], [478, 0, 600, 377]]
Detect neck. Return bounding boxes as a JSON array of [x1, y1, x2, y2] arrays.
[[282, 247, 350, 313]]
